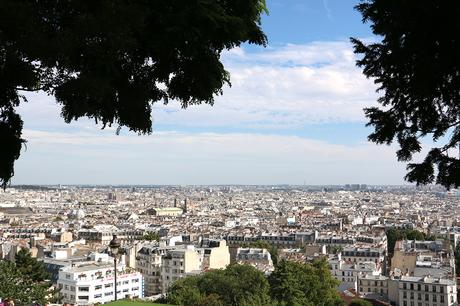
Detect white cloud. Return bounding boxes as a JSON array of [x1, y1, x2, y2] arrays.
[[10, 40, 400, 185], [13, 129, 406, 185], [18, 40, 378, 131]]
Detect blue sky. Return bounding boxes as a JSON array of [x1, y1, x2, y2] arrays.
[[12, 0, 411, 185]]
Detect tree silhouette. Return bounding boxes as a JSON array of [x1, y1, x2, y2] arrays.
[[352, 0, 460, 188], [0, 0, 268, 188]]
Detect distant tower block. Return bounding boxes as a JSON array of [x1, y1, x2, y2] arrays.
[[174, 197, 177, 207], [184, 198, 188, 213]]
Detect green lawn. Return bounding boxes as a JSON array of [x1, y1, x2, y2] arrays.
[[106, 300, 171, 306]]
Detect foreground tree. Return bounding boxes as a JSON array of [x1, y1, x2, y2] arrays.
[[0, 0, 268, 188], [352, 0, 460, 188], [0, 260, 55, 305], [167, 264, 272, 306], [386, 228, 428, 255], [349, 299, 372, 306], [15, 248, 50, 282], [268, 259, 343, 306]]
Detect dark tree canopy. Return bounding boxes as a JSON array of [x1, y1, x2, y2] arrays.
[[268, 259, 342, 306], [167, 261, 343, 306], [167, 264, 272, 306], [352, 0, 460, 189], [349, 299, 372, 306], [385, 228, 428, 255], [0, 251, 60, 305], [0, 0, 268, 188]]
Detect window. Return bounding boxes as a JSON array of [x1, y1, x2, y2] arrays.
[[440, 286, 444, 293], [403, 283, 407, 289], [418, 293, 421, 300], [123, 280, 129, 285], [105, 292, 113, 296], [417, 284, 421, 291], [70, 286, 75, 291], [66, 274, 71, 279], [94, 294, 102, 298], [132, 278, 139, 283], [132, 287, 139, 291], [78, 296, 89, 300], [433, 295, 437, 302], [403, 291, 407, 298], [433, 286, 437, 292], [123, 288, 129, 292], [410, 283, 414, 290], [425, 294, 429, 301], [78, 286, 89, 292], [95, 285, 102, 290], [440, 295, 445, 303], [58, 283, 63, 289], [105, 283, 113, 288]]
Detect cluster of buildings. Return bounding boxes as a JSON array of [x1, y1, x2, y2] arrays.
[[0, 185, 459, 305]]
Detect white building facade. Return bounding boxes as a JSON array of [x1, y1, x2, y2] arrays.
[[57, 261, 143, 305]]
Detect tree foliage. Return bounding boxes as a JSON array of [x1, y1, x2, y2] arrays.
[[15, 248, 50, 282], [268, 259, 342, 306], [139, 232, 160, 242], [349, 299, 372, 306], [167, 261, 343, 306], [352, 0, 460, 189], [454, 243, 460, 277], [167, 264, 272, 306], [249, 240, 279, 266], [0, 0, 268, 188], [0, 259, 58, 305], [386, 228, 429, 255]]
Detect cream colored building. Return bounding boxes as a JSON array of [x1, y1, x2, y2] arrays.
[[161, 245, 201, 293], [152, 207, 183, 217], [391, 240, 454, 279], [358, 274, 457, 306], [198, 239, 230, 270], [136, 244, 175, 297]]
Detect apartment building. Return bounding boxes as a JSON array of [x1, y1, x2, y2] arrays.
[[136, 244, 175, 296], [391, 240, 455, 279], [57, 256, 143, 305], [341, 246, 386, 264], [358, 274, 457, 306], [329, 253, 381, 291], [236, 247, 274, 273], [161, 245, 201, 293]]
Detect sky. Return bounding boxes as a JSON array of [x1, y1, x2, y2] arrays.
[[12, 0, 411, 186]]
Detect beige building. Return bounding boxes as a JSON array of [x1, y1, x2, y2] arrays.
[[161, 245, 201, 293], [152, 207, 183, 217], [358, 274, 457, 306], [137, 240, 230, 297], [391, 240, 454, 279], [136, 244, 175, 296]]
